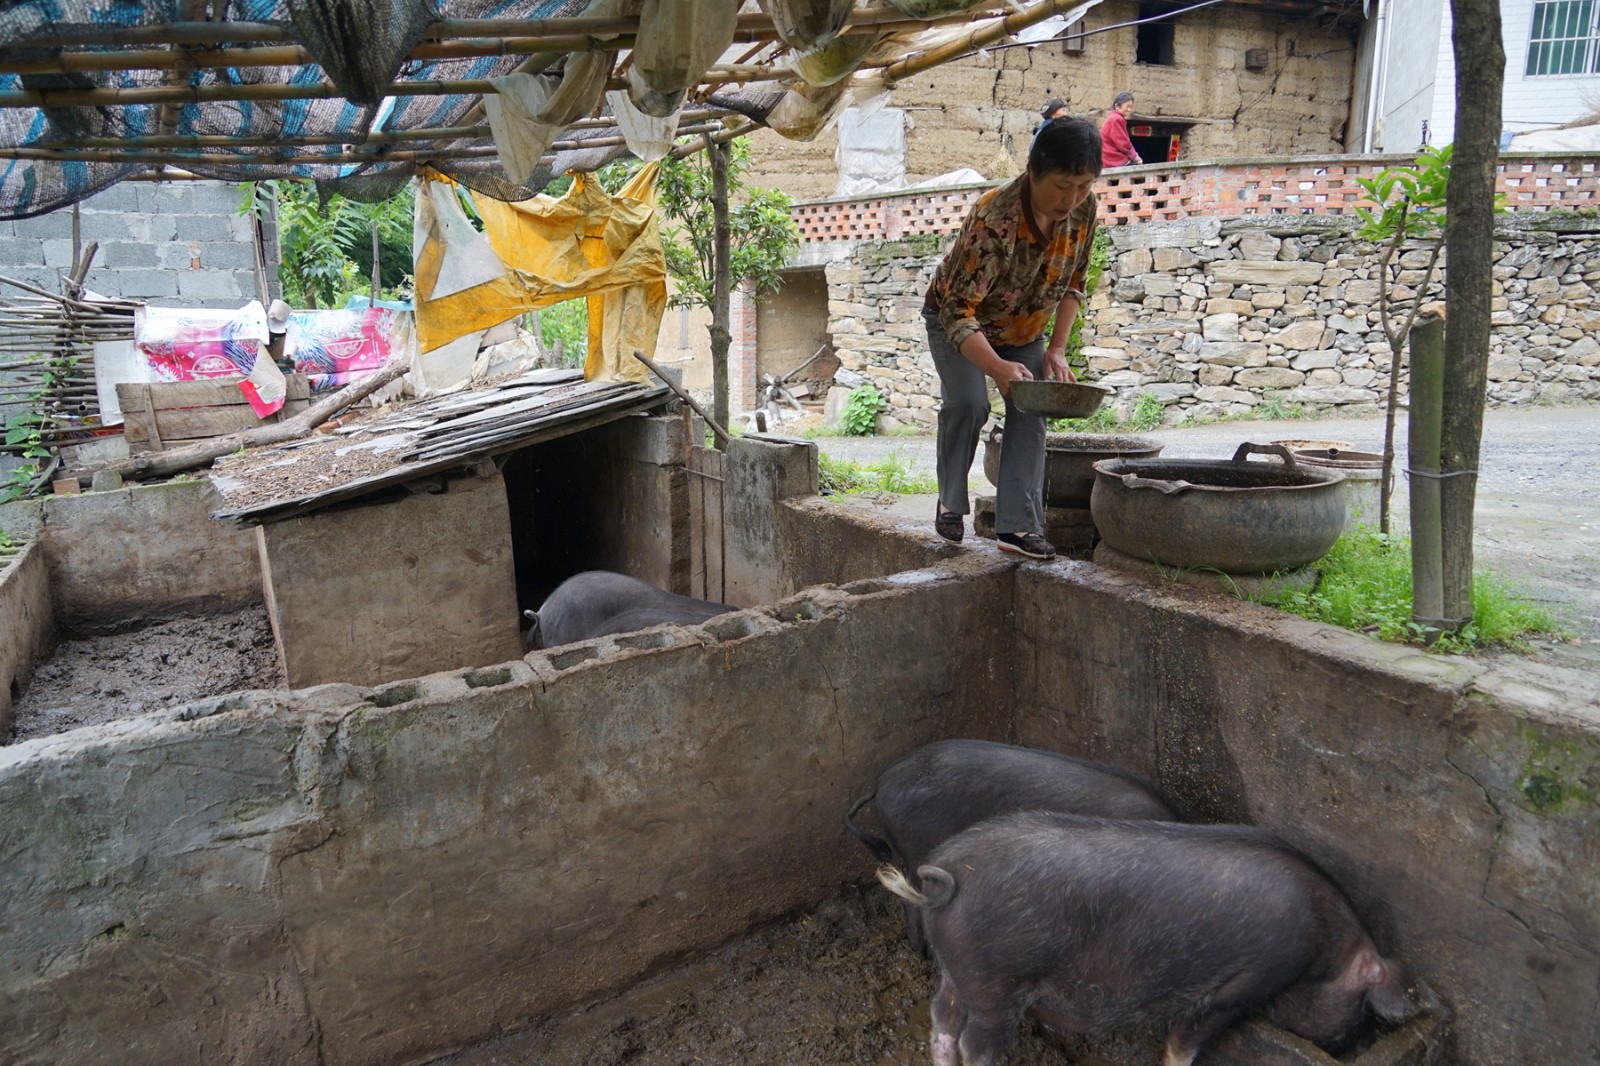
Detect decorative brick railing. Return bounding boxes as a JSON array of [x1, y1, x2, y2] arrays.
[[789, 152, 1600, 241]]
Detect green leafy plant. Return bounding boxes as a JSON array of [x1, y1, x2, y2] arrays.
[[1063, 228, 1113, 377], [1255, 391, 1309, 421], [818, 450, 937, 496], [1128, 392, 1165, 432], [240, 181, 415, 309], [0, 465, 38, 505], [1048, 405, 1121, 432], [657, 141, 799, 313], [536, 300, 588, 367], [1273, 526, 1562, 654], [840, 385, 885, 436]]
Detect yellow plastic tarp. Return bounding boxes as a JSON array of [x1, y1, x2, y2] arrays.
[[414, 164, 667, 384]]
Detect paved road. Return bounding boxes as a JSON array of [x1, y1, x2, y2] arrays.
[[817, 405, 1600, 651]]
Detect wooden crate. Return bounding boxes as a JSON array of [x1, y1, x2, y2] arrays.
[[117, 375, 311, 453]]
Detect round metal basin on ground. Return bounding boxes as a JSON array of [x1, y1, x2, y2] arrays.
[[1291, 448, 1384, 532], [1090, 443, 1349, 574], [985, 429, 1163, 509]]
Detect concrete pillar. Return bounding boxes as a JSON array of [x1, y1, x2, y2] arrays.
[[722, 434, 818, 606], [257, 471, 523, 688]]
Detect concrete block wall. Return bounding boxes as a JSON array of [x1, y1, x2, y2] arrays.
[[1012, 563, 1600, 1066], [0, 542, 54, 734], [0, 180, 280, 308], [1, 494, 1596, 1064]]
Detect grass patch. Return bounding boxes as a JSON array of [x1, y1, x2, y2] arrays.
[[819, 450, 937, 496], [1179, 391, 1322, 427], [1272, 526, 1564, 654]]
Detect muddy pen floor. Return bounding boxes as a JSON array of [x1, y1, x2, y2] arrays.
[[4, 607, 283, 744], [431, 885, 1142, 1066]]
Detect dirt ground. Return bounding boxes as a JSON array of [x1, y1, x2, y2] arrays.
[[430, 885, 1137, 1066], [4, 607, 283, 744]]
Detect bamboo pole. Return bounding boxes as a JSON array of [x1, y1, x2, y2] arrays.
[[0, 123, 724, 167], [878, 0, 1093, 83], [16, 7, 1006, 49], [31, 109, 728, 151], [0, 69, 784, 108], [1407, 312, 1446, 639]]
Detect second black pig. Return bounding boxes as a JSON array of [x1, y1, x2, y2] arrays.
[[879, 811, 1420, 1066]]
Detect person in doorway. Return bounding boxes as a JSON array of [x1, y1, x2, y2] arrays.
[[923, 117, 1101, 560], [1101, 90, 1142, 168]]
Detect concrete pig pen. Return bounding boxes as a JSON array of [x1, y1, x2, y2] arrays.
[[0, 420, 1596, 1065]]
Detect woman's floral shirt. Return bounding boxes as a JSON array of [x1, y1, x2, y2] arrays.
[[925, 173, 1098, 351]]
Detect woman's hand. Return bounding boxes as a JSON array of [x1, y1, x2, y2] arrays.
[[989, 358, 1034, 397], [1044, 348, 1077, 383]]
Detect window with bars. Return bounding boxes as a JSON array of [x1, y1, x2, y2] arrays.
[[1526, 0, 1600, 75]]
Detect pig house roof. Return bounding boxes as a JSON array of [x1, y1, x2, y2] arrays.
[[208, 368, 669, 523]]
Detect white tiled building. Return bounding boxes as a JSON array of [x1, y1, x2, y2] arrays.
[[1350, 0, 1600, 151]]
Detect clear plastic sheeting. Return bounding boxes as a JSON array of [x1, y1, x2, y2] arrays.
[[631, 0, 740, 97], [0, 0, 594, 217], [832, 106, 906, 198], [758, 0, 854, 50], [793, 31, 883, 87], [607, 90, 680, 162], [486, 53, 611, 185], [764, 78, 852, 140]]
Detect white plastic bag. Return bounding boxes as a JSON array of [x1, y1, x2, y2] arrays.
[[630, 0, 738, 96], [758, 0, 853, 50], [606, 89, 679, 161]]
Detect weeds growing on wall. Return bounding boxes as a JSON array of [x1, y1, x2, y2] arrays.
[[1271, 526, 1562, 654], [819, 451, 937, 496], [840, 385, 886, 436]]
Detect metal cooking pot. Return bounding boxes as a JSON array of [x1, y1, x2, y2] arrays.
[[1090, 443, 1348, 573], [985, 427, 1163, 509]]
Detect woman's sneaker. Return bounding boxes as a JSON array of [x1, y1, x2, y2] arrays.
[[997, 531, 1056, 559]]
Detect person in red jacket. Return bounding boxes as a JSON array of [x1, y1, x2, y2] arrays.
[[1101, 90, 1142, 168]]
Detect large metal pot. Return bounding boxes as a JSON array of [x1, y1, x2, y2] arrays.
[[985, 428, 1163, 509], [1090, 443, 1348, 573]]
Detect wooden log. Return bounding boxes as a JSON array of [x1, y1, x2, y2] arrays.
[[84, 359, 410, 483]]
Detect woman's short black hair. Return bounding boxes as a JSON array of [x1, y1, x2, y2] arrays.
[[1040, 98, 1067, 120], [1029, 116, 1102, 178], [1113, 90, 1135, 108]]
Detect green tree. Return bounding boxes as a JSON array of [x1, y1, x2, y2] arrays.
[[657, 138, 799, 436], [1353, 144, 1454, 535], [241, 181, 415, 309]]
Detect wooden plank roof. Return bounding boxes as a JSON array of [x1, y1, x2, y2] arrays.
[[208, 368, 670, 524]]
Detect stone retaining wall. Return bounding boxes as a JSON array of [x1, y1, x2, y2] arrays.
[[822, 215, 1600, 427]]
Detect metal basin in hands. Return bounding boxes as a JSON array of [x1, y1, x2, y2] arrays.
[[1090, 443, 1348, 573], [1007, 380, 1111, 419]]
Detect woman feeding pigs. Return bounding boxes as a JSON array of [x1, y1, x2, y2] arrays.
[[922, 116, 1102, 559]]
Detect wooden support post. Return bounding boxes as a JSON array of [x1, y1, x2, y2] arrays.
[[708, 134, 732, 445], [1408, 313, 1445, 639]]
